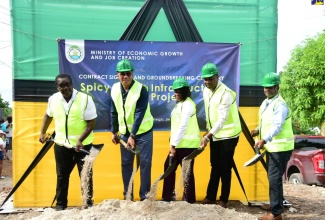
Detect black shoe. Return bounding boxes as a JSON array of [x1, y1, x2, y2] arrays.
[[55, 205, 66, 211], [87, 199, 94, 206]]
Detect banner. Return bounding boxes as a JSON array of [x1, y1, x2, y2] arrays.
[[58, 40, 240, 131]]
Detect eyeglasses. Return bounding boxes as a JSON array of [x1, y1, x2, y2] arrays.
[[264, 85, 276, 90], [57, 82, 72, 89], [119, 72, 132, 77]]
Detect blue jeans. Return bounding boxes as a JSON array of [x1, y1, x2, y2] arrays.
[[120, 131, 153, 200]]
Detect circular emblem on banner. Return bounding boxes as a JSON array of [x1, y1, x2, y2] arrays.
[[67, 45, 83, 63]]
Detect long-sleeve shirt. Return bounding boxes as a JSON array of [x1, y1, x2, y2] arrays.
[[207, 82, 238, 138], [259, 94, 289, 143], [170, 100, 195, 147]]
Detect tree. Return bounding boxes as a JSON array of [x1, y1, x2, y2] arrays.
[[280, 30, 325, 134], [0, 95, 12, 117]]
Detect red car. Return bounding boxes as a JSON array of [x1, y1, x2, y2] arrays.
[[284, 135, 325, 185]]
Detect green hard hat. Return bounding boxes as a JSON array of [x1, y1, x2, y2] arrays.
[[201, 62, 218, 78], [262, 72, 280, 87], [172, 78, 189, 90], [116, 60, 134, 72]]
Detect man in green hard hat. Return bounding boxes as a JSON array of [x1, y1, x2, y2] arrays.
[[250, 72, 293, 220], [110, 59, 154, 201], [200, 62, 241, 208]]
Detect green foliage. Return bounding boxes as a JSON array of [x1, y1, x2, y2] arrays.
[[281, 30, 325, 132], [0, 95, 12, 117]]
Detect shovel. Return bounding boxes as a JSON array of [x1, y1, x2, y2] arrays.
[[159, 154, 177, 180], [244, 138, 265, 167], [183, 146, 204, 160], [120, 139, 140, 171], [49, 138, 103, 156]]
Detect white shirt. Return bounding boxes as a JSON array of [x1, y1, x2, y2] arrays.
[[0, 138, 6, 151], [170, 100, 195, 147], [206, 82, 237, 138], [46, 89, 97, 120]]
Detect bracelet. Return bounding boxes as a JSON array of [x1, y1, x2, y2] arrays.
[[130, 133, 135, 139], [204, 136, 210, 142]]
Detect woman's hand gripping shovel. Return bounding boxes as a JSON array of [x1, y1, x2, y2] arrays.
[[243, 137, 265, 167], [183, 146, 204, 160], [159, 154, 177, 180], [120, 139, 140, 171]]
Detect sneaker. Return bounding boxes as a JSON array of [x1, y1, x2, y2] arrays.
[[0, 176, 5, 179], [283, 199, 292, 207]]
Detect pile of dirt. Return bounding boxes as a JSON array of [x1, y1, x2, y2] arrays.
[[1, 159, 325, 220]]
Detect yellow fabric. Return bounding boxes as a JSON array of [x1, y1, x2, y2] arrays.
[[259, 95, 294, 152], [50, 91, 94, 146], [203, 84, 241, 139], [12, 102, 268, 207], [171, 97, 201, 149], [111, 81, 153, 135]]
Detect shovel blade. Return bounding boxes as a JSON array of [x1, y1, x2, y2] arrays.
[[89, 143, 104, 157], [183, 147, 204, 160], [159, 161, 177, 180], [244, 151, 265, 167]]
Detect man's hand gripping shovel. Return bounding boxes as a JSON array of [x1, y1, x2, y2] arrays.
[[46, 134, 104, 157], [120, 139, 140, 171]]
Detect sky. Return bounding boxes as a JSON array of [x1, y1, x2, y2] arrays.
[[0, 1, 325, 107]]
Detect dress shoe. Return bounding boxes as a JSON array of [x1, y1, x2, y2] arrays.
[[258, 212, 282, 220], [201, 198, 216, 205], [218, 201, 228, 208], [260, 204, 271, 211], [55, 205, 66, 211], [260, 204, 285, 212]]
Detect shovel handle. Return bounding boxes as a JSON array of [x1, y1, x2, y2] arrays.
[[54, 141, 90, 155], [169, 154, 173, 166], [255, 146, 260, 154], [120, 139, 137, 154]]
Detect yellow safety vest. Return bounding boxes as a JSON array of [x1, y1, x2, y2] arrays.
[[203, 83, 241, 140], [50, 91, 94, 146], [111, 81, 153, 135], [259, 95, 294, 152], [171, 97, 201, 148]]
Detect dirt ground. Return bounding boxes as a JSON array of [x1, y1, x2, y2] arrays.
[[1, 159, 325, 220]]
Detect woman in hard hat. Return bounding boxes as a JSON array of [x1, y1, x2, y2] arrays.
[[161, 78, 201, 203], [0, 130, 9, 179]]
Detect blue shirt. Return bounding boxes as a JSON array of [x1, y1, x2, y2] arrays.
[[261, 94, 289, 143]]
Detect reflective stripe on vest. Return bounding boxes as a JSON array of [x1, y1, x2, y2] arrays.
[[259, 95, 294, 152], [50, 91, 94, 146], [111, 81, 153, 135], [171, 97, 201, 149], [203, 83, 241, 140]]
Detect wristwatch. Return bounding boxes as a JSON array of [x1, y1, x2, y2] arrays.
[[204, 136, 210, 142], [130, 133, 135, 139]]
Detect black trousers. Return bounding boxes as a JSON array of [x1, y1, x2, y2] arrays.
[[54, 143, 93, 207], [206, 137, 239, 203], [162, 148, 196, 203], [267, 150, 292, 216]]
